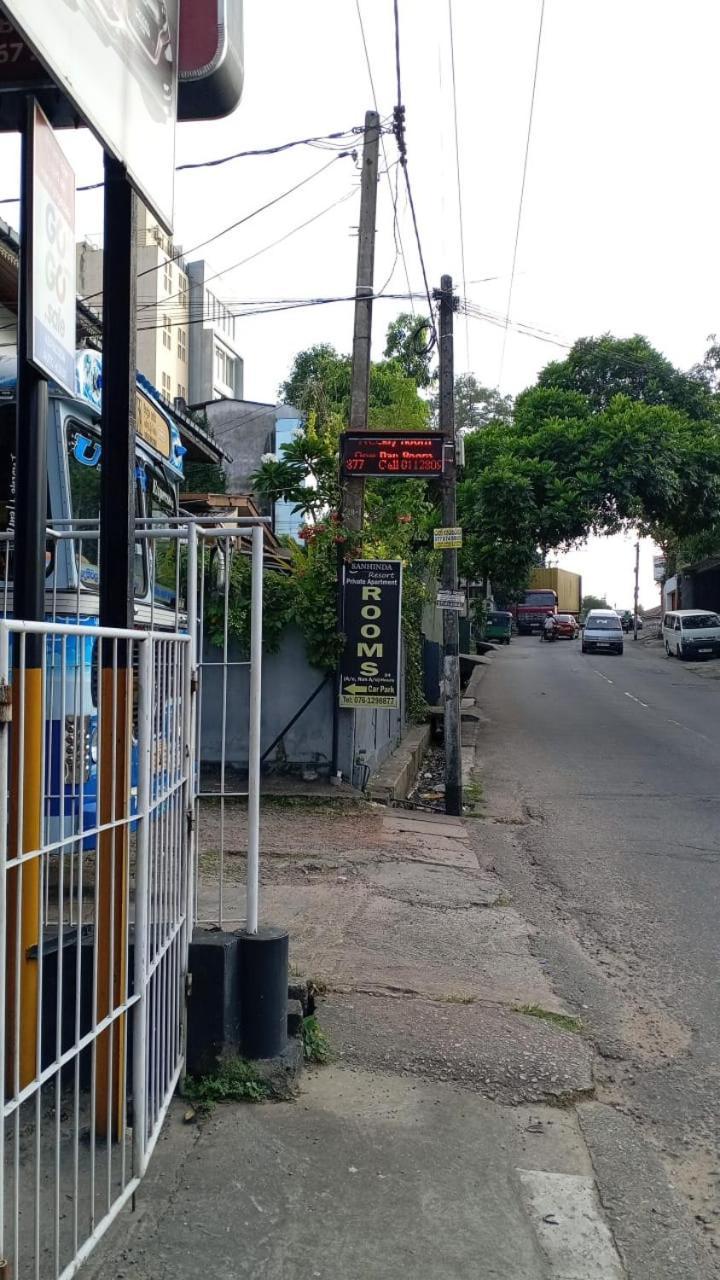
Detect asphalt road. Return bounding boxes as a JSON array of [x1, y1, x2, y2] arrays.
[[479, 633, 720, 1276]]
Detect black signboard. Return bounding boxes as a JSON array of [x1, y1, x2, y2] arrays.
[[339, 560, 403, 708], [340, 431, 445, 478]]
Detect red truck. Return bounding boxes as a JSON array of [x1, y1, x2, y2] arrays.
[[515, 588, 558, 635]]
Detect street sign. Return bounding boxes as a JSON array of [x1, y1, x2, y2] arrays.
[[433, 526, 462, 550], [339, 560, 402, 708], [29, 103, 75, 394], [340, 431, 445, 478], [0, 0, 179, 232], [436, 588, 466, 614]]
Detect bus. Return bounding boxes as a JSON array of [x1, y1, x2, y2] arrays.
[[0, 349, 188, 843]]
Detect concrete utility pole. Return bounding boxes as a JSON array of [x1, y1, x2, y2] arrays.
[[633, 540, 640, 640], [334, 110, 380, 783], [437, 274, 463, 817], [344, 109, 380, 533]]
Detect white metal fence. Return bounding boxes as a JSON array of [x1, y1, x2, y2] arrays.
[[0, 513, 267, 1277], [0, 619, 191, 1280]]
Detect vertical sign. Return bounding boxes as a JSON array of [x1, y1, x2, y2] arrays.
[[30, 102, 75, 394], [339, 560, 403, 708]]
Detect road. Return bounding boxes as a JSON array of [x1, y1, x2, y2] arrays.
[[479, 633, 720, 1277]]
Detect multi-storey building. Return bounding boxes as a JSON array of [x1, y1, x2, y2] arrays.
[[76, 203, 244, 408]]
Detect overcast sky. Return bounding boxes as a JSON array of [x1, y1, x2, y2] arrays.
[[2, 0, 718, 604]]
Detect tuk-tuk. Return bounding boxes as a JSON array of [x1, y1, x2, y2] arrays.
[[482, 610, 513, 646]]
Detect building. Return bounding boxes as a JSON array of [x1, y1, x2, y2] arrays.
[[76, 203, 244, 409], [202, 399, 305, 539]]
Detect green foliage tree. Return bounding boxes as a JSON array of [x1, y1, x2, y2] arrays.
[[581, 594, 609, 613], [538, 334, 716, 421], [384, 313, 434, 388], [459, 336, 720, 593], [432, 372, 513, 432]]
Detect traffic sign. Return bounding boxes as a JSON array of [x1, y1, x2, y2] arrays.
[[339, 560, 402, 708], [433, 527, 462, 550]]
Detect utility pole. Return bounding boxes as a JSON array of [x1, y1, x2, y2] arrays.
[[437, 274, 462, 817], [344, 109, 380, 534], [333, 110, 380, 783], [633, 540, 640, 640]]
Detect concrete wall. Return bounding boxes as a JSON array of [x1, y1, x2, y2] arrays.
[[199, 623, 406, 781], [200, 625, 334, 771]]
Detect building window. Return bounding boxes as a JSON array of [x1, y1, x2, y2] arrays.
[[161, 372, 172, 399], [177, 383, 186, 401], [177, 327, 187, 362], [214, 345, 235, 389], [163, 257, 172, 292], [205, 288, 213, 321], [178, 273, 187, 305], [162, 314, 172, 349]]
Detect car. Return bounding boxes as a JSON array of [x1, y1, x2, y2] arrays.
[[553, 612, 578, 639], [662, 609, 720, 660], [582, 609, 624, 655]]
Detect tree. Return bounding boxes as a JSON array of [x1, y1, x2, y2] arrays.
[[459, 338, 720, 592], [582, 594, 609, 613], [538, 334, 717, 421], [433, 373, 513, 432], [384, 313, 434, 388]]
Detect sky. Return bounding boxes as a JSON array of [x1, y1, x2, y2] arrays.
[[2, 0, 719, 604]]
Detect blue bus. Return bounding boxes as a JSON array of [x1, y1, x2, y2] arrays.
[[0, 350, 187, 844]]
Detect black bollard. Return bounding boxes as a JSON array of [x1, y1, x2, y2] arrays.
[[238, 926, 289, 1059]]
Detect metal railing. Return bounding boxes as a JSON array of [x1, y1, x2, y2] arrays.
[[0, 618, 191, 1280]]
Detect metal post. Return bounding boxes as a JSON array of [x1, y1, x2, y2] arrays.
[[132, 637, 152, 1178], [96, 154, 137, 1140], [633, 541, 640, 640], [246, 524, 263, 935], [6, 99, 47, 1090], [437, 275, 463, 817], [184, 520, 198, 933]]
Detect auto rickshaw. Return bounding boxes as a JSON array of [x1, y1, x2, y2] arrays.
[[482, 610, 513, 646]]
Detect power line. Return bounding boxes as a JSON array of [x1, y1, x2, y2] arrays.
[[0, 123, 371, 205], [448, 0, 470, 371], [498, 0, 546, 389], [134, 183, 360, 319], [354, 0, 415, 313], [80, 154, 350, 308], [391, 0, 437, 346]]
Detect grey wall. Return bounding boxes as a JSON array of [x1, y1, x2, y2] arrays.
[[204, 399, 276, 496], [200, 625, 333, 771], [199, 624, 406, 782]]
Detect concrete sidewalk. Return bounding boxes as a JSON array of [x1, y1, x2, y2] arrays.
[[84, 739, 625, 1277], [85, 1070, 621, 1280]]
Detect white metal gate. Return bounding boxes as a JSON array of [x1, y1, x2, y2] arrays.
[[0, 617, 192, 1279]]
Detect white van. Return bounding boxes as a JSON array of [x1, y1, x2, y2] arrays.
[[662, 609, 720, 660], [581, 609, 624, 655]]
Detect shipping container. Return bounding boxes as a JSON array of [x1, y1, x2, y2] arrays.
[[529, 567, 582, 616]]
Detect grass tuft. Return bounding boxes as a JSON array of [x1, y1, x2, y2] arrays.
[[514, 1003, 583, 1033]]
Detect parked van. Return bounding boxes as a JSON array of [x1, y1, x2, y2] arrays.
[[581, 609, 624, 655], [662, 609, 720, 660]]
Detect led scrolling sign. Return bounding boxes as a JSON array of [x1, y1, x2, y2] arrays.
[[340, 431, 445, 479]]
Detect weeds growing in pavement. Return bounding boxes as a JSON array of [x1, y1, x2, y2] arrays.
[[302, 1015, 331, 1063], [184, 1058, 271, 1114], [514, 1004, 583, 1033]]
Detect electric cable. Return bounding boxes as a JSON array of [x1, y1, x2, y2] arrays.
[[355, 0, 415, 312], [498, 0, 546, 388], [448, 0, 470, 371]]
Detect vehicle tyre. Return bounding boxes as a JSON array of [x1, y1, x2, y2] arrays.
[[665, 641, 671, 657], [677, 644, 684, 660], [581, 644, 588, 654]]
